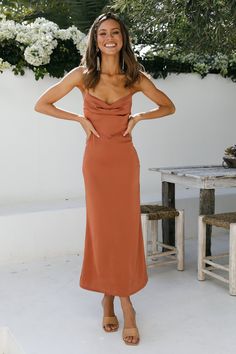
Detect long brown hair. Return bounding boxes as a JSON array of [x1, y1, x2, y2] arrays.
[[80, 12, 145, 89]]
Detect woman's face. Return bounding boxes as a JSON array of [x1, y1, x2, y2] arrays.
[[96, 19, 123, 55]]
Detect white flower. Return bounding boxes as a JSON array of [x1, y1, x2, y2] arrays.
[[56, 25, 87, 55], [0, 16, 88, 73], [57, 29, 72, 41], [0, 17, 17, 41], [78, 37, 88, 56], [0, 58, 11, 71], [24, 38, 58, 66]]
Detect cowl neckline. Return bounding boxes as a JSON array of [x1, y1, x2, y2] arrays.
[[85, 91, 133, 106]]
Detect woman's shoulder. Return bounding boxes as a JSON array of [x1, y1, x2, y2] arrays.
[[138, 70, 152, 83], [72, 65, 87, 79], [131, 70, 152, 93], [67, 65, 87, 90]]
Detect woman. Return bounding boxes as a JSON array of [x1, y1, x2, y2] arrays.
[[34, 12, 175, 346]]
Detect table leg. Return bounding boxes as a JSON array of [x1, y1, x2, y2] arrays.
[[162, 181, 175, 252], [199, 189, 215, 257]]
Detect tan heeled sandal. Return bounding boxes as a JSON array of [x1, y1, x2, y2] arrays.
[[102, 315, 119, 332], [122, 327, 140, 345], [122, 309, 140, 345], [101, 299, 119, 332]]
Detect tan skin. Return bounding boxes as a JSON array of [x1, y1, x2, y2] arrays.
[[35, 19, 175, 344]]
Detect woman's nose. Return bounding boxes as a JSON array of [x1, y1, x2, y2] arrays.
[[106, 33, 114, 39]]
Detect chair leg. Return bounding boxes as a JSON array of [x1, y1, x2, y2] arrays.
[[198, 216, 206, 281], [150, 219, 158, 254], [141, 213, 149, 261], [229, 223, 236, 296], [175, 210, 184, 271]]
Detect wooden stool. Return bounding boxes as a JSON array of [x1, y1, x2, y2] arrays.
[[198, 212, 236, 295], [140, 204, 184, 270]]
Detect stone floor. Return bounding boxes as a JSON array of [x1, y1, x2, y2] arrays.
[[0, 236, 235, 354]]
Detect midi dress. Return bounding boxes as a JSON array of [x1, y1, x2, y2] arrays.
[[79, 90, 148, 296]]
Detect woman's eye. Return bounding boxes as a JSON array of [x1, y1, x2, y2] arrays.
[[99, 31, 120, 36]]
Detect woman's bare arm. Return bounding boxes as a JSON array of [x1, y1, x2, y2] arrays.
[[34, 66, 85, 123], [34, 66, 100, 138], [123, 71, 176, 136], [133, 71, 176, 123]]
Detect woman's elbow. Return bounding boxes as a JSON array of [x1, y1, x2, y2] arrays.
[[34, 101, 49, 114], [161, 102, 176, 116], [168, 103, 176, 115], [34, 101, 43, 112]]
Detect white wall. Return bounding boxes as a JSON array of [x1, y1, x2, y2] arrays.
[[1, 69, 236, 206], [1, 69, 236, 264]]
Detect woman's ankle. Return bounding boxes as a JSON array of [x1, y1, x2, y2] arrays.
[[103, 294, 115, 302], [119, 297, 133, 308]]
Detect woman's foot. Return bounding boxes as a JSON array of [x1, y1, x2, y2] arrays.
[[120, 300, 140, 345], [101, 294, 119, 332]]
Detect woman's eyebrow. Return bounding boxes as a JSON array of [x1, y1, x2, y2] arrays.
[[98, 27, 120, 32]]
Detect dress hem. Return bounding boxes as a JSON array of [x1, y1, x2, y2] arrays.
[[79, 277, 148, 297]]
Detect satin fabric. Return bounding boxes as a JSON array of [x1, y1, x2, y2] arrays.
[[79, 91, 148, 296]]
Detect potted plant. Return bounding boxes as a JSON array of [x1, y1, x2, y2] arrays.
[[222, 144, 236, 168]]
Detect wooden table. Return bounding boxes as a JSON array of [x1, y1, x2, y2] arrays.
[[149, 165, 236, 256]]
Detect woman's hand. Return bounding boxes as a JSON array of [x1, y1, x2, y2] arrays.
[[123, 115, 140, 136], [79, 116, 100, 140]]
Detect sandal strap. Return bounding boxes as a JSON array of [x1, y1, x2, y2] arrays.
[[103, 316, 118, 326], [122, 327, 139, 338]]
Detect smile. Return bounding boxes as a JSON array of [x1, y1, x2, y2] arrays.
[[104, 43, 117, 48]]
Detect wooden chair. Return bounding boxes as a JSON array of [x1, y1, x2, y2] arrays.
[[140, 204, 184, 270], [198, 212, 236, 295]]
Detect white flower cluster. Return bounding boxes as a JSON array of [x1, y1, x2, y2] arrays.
[[56, 25, 87, 53], [0, 15, 87, 67], [0, 58, 11, 72], [0, 14, 17, 41]]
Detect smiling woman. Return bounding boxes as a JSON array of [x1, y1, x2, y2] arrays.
[[34, 11, 175, 346], [81, 12, 144, 91]]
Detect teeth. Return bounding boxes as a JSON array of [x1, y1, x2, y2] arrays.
[[105, 44, 116, 47]]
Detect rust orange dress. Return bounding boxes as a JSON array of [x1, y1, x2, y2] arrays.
[[79, 91, 148, 296]]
